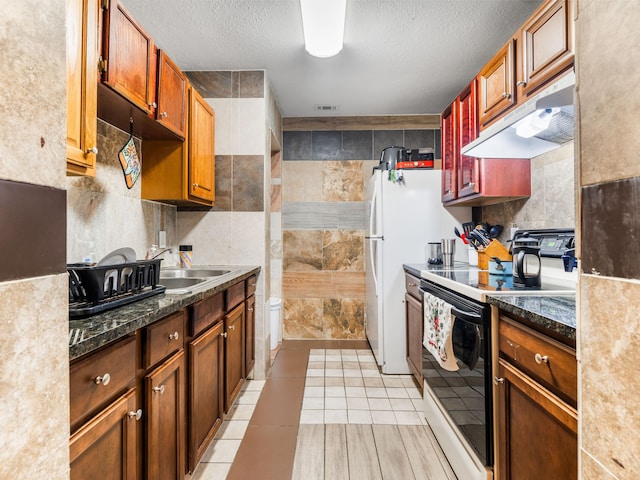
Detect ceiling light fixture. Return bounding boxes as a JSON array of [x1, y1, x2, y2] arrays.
[[300, 0, 346, 58]]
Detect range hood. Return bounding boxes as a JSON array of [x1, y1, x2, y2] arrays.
[[461, 71, 575, 159]]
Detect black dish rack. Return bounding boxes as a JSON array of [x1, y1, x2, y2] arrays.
[[68, 259, 166, 318]]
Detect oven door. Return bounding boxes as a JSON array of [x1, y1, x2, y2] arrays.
[[421, 280, 493, 467]]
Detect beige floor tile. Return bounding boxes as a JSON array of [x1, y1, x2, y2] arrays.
[[325, 397, 348, 409], [325, 386, 346, 397], [386, 388, 409, 399], [389, 398, 415, 411], [302, 397, 324, 409], [304, 386, 325, 398], [347, 397, 370, 410], [394, 411, 423, 425], [344, 376, 364, 386], [324, 377, 345, 387], [325, 409, 348, 423], [368, 398, 392, 411], [345, 386, 366, 398], [366, 387, 388, 398], [300, 410, 324, 424], [191, 461, 232, 480], [305, 377, 324, 387], [201, 439, 242, 463], [371, 410, 397, 425], [348, 409, 373, 424], [363, 377, 384, 387], [214, 420, 249, 440]]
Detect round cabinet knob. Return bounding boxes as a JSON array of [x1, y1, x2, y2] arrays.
[[534, 353, 549, 364], [168, 331, 180, 341], [87, 147, 98, 155], [94, 373, 111, 386], [152, 385, 165, 395], [128, 409, 143, 421], [494, 377, 505, 385]]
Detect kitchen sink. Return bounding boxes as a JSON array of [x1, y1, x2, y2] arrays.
[[160, 269, 231, 278]]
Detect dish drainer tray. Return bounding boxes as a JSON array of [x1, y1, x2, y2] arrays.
[[68, 259, 165, 318]]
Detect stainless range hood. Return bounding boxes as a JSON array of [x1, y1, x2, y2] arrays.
[[461, 71, 575, 159]]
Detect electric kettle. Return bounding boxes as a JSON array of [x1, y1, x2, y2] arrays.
[[512, 235, 542, 288]]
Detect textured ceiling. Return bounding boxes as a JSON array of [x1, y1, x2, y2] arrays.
[[122, 0, 543, 117]]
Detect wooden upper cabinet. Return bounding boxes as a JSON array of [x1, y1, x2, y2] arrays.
[[457, 80, 480, 198], [66, 0, 99, 177], [518, 0, 574, 97], [478, 39, 517, 129], [100, 0, 155, 114], [188, 87, 215, 203], [156, 51, 187, 138], [441, 102, 457, 203]]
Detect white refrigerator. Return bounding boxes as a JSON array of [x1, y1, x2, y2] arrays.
[[365, 169, 471, 374]]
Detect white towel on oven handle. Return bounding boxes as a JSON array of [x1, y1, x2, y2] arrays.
[[423, 291, 459, 372]]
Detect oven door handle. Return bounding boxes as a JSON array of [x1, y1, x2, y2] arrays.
[[451, 307, 483, 324]]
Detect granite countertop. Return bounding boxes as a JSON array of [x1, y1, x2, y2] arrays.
[[69, 265, 260, 361], [487, 294, 576, 344]]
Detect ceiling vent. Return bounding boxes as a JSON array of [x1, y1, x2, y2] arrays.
[[314, 104, 338, 112]]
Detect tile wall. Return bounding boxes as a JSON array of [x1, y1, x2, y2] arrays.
[[576, 1, 640, 478], [0, 1, 70, 478], [281, 119, 441, 340]]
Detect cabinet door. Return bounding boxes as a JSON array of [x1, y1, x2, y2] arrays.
[[66, 0, 99, 176], [441, 102, 457, 202], [519, 0, 574, 97], [495, 358, 577, 480], [145, 350, 186, 480], [188, 87, 215, 203], [224, 303, 245, 412], [405, 293, 423, 388], [70, 388, 139, 480], [156, 50, 187, 138], [478, 39, 516, 128], [245, 294, 256, 377], [188, 322, 224, 472], [101, 0, 155, 114], [457, 81, 480, 198]]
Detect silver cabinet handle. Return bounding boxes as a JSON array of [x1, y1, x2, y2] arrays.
[[494, 377, 505, 385], [534, 353, 549, 364], [502, 92, 511, 99], [228, 325, 235, 331], [86, 147, 98, 155], [516, 81, 527, 87], [128, 409, 143, 421], [152, 385, 165, 395], [221, 332, 227, 338], [94, 373, 111, 386], [168, 331, 179, 341]]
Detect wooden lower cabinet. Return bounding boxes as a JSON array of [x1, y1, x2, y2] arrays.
[[188, 321, 224, 472], [70, 388, 139, 480], [145, 350, 186, 480], [405, 292, 423, 388], [495, 359, 577, 480], [224, 303, 245, 411]]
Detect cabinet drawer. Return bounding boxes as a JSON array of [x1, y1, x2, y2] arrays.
[[191, 292, 224, 337], [70, 335, 136, 429], [226, 280, 245, 311], [499, 315, 577, 405], [404, 273, 421, 300], [144, 310, 185, 369], [246, 275, 257, 297]]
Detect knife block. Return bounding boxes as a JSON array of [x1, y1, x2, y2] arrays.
[[478, 240, 511, 270]]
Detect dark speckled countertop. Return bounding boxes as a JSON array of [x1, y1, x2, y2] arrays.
[[69, 266, 260, 360]]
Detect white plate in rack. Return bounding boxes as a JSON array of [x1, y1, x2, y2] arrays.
[[96, 247, 137, 266]]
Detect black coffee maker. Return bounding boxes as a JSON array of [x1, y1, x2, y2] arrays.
[[512, 235, 542, 288]]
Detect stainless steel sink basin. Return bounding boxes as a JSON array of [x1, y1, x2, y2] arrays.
[[159, 277, 206, 289], [160, 269, 231, 279]]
